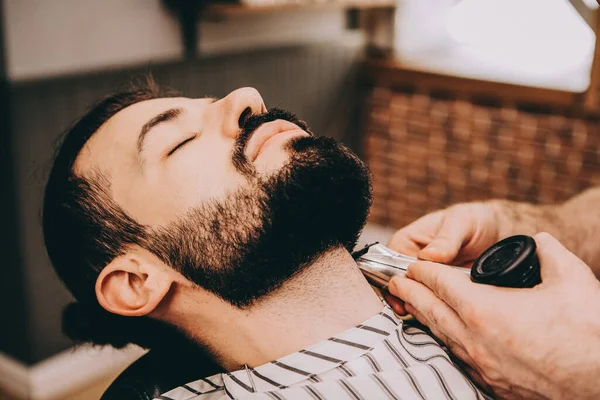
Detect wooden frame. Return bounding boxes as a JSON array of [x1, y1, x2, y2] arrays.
[[363, 58, 587, 112], [204, 0, 395, 20], [585, 8, 600, 112]]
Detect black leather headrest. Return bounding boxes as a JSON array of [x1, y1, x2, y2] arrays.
[[101, 346, 221, 400]]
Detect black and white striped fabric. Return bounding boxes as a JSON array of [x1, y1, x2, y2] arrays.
[[156, 306, 489, 400]]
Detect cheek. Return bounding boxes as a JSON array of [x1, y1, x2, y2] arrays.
[[162, 141, 246, 206], [121, 139, 249, 226]]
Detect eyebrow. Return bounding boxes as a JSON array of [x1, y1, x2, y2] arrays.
[[137, 107, 183, 155]]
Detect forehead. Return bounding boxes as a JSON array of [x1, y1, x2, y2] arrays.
[[73, 97, 187, 176]]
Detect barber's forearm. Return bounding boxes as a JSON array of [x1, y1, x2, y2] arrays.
[[554, 187, 600, 276], [489, 187, 600, 277]]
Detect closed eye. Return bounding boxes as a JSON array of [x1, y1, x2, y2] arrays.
[[167, 136, 196, 156]]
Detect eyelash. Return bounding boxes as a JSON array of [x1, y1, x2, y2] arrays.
[[167, 135, 196, 156]]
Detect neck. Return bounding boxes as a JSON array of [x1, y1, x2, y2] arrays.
[[177, 246, 383, 371]]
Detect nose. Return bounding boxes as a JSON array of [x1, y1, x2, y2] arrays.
[[218, 87, 266, 138]]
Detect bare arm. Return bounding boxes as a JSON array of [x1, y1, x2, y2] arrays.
[[490, 187, 600, 277]]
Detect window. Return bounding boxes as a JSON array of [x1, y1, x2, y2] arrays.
[[394, 0, 598, 92]]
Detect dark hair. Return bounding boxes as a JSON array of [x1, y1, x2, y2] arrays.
[[43, 77, 183, 348]]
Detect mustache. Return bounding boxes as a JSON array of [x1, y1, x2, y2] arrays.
[[237, 108, 312, 152], [232, 108, 313, 176]]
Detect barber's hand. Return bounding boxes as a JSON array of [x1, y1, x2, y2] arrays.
[[388, 202, 500, 265], [387, 233, 600, 400]]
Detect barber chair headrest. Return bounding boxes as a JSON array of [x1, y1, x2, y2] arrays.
[[101, 344, 221, 400]]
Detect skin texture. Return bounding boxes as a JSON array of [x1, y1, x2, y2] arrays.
[[388, 187, 600, 276], [75, 87, 383, 371], [386, 190, 600, 399]]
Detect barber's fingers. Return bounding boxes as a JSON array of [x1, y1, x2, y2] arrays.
[[534, 232, 596, 283], [383, 292, 408, 315], [388, 211, 445, 257], [387, 233, 422, 258], [388, 276, 469, 347], [418, 208, 474, 263], [397, 261, 482, 315]]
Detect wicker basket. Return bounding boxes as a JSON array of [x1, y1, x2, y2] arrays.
[[362, 86, 600, 228]]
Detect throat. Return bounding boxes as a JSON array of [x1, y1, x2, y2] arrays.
[[209, 247, 383, 371]]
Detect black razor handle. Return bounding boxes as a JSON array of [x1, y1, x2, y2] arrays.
[[471, 235, 541, 288]]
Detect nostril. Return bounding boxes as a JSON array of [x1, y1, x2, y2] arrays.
[[238, 107, 252, 129]]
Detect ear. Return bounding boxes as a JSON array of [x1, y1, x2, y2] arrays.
[[95, 247, 175, 317]]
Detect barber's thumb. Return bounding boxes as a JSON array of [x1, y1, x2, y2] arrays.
[[534, 232, 588, 282], [418, 236, 461, 263], [419, 210, 468, 262]]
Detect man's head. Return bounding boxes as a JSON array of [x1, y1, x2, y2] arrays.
[[43, 79, 372, 349]]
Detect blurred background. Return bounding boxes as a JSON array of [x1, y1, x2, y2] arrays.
[[0, 0, 598, 399]]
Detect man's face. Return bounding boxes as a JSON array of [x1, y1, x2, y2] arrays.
[[76, 88, 307, 226], [76, 88, 372, 306]]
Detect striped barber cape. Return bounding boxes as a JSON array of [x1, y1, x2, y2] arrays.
[[156, 305, 490, 400]]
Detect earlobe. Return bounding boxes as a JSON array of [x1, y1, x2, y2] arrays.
[[95, 250, 174, 317]]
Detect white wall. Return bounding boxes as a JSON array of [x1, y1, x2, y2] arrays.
[[3, 0, 182, 81], [199, 8, 357, 55], [2, 0, 362, 82]]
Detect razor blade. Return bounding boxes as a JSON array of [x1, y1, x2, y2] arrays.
[[353, 242, 469, 290]]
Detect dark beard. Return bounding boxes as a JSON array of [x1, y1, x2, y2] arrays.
[[145, 111, 372, 307]]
